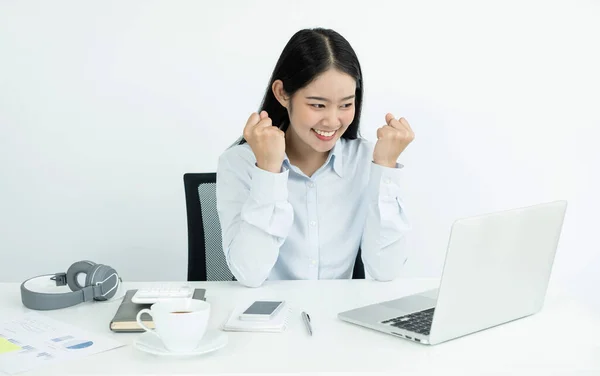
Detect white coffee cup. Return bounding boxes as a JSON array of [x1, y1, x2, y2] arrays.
[[136, 299, 210, 352]]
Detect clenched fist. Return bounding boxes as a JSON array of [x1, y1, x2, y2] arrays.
[[243, 110, 286, 173], [373, 113, 415, 168]]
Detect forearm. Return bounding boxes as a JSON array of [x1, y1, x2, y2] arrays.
[[217, 162, 293, 287], [226, 200, 293, 287], [361, 162, 411, 281]]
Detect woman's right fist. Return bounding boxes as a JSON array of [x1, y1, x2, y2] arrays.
[[243, 111, 286, 173]]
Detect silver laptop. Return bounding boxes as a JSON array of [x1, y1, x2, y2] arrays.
[[338, 200, 567, 345]]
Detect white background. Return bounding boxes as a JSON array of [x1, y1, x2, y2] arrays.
[[1, 1, 598, 309]]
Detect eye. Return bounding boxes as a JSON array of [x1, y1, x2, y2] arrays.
[[310, 104, 325, 109], [341, 103, 353, 108]]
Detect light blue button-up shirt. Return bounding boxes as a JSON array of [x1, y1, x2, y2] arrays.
[[216, 137, 410, 287]]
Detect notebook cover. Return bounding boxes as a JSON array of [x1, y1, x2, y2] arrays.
[[109, 288, 206, 333]]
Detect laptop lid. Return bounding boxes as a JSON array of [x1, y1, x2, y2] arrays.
[[428, 200, 567, 345]]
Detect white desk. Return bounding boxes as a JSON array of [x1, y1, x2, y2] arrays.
[[1, 279, 599, 375]]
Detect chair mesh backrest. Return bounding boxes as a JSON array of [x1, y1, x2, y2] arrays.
[[197, 183, 234, 281]]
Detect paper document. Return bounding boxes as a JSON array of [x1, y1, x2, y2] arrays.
[[0, 312, 124, 375]]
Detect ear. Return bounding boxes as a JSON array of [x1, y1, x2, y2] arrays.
[[272, 80, 290, 108]]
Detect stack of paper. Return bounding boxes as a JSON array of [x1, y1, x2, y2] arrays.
[[222, 303, 291, 332], [0, 312, 124, 375]]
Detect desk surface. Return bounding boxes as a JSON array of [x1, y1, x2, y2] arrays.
[[1, 279, 599, 375]]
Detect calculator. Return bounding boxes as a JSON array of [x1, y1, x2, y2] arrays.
[[131, 283, 194, 304]]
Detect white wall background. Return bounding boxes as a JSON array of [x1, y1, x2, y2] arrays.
[[1, 1, 598, 308]]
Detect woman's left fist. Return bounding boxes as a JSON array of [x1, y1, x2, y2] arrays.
[[373, 113, 415, 168]]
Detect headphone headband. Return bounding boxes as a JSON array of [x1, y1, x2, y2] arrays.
[[20, 275, 103, 310]]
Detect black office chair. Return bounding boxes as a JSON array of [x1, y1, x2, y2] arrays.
[[183, 172, 365, 281], [353, 248, 365, 279], [184, 173, 234, 281]]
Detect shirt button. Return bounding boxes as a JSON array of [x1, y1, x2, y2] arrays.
[[307, 182, 315, 188], [384, 177, 392, 184], [310, 259, 317, 266], [309, 221, 317, 227]]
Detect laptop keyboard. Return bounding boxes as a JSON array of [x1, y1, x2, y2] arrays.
[[381, 307, 435, 336]]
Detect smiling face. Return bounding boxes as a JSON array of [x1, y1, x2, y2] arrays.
[[274, 68, 357, 155]]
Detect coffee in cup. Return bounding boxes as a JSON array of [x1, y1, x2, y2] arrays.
[[136, 299, 210, 352]]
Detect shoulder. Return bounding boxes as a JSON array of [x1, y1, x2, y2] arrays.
[[216, 142, 258, 191], [218, 142, 256, 170]]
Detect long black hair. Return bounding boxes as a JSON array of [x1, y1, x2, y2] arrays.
[[238, 28, 363, 144]]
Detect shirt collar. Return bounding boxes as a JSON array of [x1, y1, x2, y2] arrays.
[[282, 139, 344, 178], [328, 139, 344, 178]]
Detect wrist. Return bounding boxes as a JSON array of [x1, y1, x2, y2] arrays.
[[373, 159, 397, 168], [256, 161, 283, 174]]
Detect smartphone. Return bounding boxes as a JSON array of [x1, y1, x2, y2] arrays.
[[239, 300, 285, 321]]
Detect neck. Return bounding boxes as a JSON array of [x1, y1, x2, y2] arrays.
[[285, 128, 329, 176]]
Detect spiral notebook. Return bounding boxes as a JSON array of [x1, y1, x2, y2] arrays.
[[222, 302, 292, 333]]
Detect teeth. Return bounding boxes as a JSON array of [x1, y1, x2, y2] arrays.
[[313, 129, 335, 137]]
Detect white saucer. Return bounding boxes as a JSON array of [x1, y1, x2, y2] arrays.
[[134, 330, 228, 357]]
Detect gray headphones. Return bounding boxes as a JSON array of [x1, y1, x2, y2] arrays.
[[20, 260, 121, 310]]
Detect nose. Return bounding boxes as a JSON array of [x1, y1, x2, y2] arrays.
[[321, 108, 341, 129]]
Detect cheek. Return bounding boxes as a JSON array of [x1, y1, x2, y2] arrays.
[[295, 108, 320, 128], [341, 109, 356, 127]]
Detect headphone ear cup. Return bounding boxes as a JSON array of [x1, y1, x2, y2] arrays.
[[86, 264, 118, 301], [66, 261, 97, 291]]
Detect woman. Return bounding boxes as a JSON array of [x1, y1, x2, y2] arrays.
[[216, 28, 414, 287]]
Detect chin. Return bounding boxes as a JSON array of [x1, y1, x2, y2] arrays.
[[311, 140, 338, 153]]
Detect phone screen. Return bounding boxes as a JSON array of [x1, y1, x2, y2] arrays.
[[243, 301, 283, 315]]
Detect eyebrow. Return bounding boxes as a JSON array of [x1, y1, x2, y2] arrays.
[[305, 95, 355, 102]]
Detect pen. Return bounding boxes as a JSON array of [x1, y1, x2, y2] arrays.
[[301, 311, 313, 336]]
